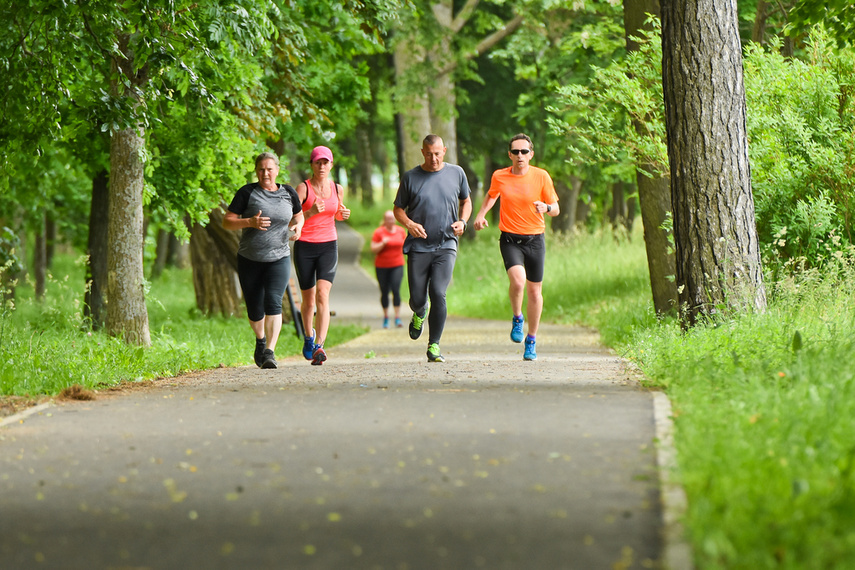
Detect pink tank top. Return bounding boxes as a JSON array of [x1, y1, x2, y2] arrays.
[[300, 179, 340, 243]]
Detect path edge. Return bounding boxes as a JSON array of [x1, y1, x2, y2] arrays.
[[652, 390, 695, 570], [0, 402, 54, 429]]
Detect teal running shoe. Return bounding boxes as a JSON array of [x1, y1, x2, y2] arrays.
[[511, 315, 525, 343], [523, 337, 537, 361]]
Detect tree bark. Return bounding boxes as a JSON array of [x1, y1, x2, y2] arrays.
[[85, 169, 109, 329], [189, 212, 242, 318], [106, 33, 151, 346], [661, 0, 767, 325], [107, 125, 151, 346]]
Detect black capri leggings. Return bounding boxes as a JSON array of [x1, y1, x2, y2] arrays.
[[293, 240, 338, 290], [237, 254, 290, 322], [375, 265, 403, 308]]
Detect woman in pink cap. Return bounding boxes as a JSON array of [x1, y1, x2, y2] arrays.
[[294, 145, 351, 365]]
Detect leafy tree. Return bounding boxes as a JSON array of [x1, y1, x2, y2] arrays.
[[744, 30, 855, 268]]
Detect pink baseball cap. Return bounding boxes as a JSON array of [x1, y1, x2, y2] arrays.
[[310, 146, 334, 163]]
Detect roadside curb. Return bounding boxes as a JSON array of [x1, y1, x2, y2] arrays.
[[0, 402, 53, 429], [653, 391, 695, 570]]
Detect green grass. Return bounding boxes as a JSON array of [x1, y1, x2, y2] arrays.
[[624, 268, 855, 569], [0, 253, 365, 397]]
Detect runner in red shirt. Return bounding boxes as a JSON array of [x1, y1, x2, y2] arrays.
[[370, 210, 406, 328]]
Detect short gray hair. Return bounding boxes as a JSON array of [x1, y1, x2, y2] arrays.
[[255, 151, 279, 168]]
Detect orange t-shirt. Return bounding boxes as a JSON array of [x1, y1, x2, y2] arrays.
[[372, 225, 405, 268], [487, 166, 558, 235]]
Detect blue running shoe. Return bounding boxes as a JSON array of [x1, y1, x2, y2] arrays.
[[383, 317, 390, 329], [302, 329, 316, 360], [511, 315, 525, 343], [395, 318, 403, 328], [523, 337, 537, 361]]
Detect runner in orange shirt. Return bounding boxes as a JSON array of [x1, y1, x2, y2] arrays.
[[473, 133, 559, 361]]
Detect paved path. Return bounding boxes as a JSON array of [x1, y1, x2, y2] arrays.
[[0, 225, 668, 569]]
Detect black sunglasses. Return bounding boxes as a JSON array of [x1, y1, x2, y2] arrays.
[[510, 149, 531, 155]]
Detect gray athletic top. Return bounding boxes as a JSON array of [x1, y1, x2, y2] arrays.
[[227, 183, 302, 262], [394, 164, 471, 254]]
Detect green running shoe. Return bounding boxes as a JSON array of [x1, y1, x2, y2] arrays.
[[409, 312, 425, 340], [426, 343, 445, 363]]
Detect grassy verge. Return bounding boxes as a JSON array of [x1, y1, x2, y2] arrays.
[[0, 253, 365, 399], [448, 226, 855, 568]]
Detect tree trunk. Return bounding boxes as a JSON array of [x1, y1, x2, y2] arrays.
[[85, 169, 109, 329], [752, 0, 768, 44], [355, 123, 374, 207], [661, 0, 767, 326], [189, 213, 242, 318], [107, 126, 151, 346], [624, 0, 678, 317], [34, 215, 46, 301], [151, 228, 170, 279], [638, 173, 678, 314], [45, 215, 56, 269], [168, 232, 190, 269], [552, 178, 581, 233], [609, 181, 628, 231], [106, 33, 151, 346], [394, 37, 431, 171]]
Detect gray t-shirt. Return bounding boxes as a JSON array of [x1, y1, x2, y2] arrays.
[[227, 183, 302, 262], [394, 164, 471, 254]]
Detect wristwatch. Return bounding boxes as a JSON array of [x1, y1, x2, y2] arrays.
[[459, 219, 468, 230], [546, 204, 552, 213]]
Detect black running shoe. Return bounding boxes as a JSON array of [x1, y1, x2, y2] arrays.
[[254, 337, 266, 368], [261, 348, 277, 369]]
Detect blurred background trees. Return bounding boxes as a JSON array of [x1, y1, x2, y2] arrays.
[[2, 0, 853, 334]]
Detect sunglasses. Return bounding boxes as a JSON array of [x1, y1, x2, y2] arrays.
[[510, 149, 531, 155]]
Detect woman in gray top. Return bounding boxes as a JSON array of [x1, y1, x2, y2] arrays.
[[223, 152, 304, 369]]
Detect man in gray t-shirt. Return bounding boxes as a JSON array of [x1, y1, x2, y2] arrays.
[[393, 134, 472, 363]]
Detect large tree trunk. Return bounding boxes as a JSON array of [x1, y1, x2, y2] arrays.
[[106, 34, 151, 346], [85, 169, 109, 329], [624, 0, 678, 317], [189, 210, 242, 318], [662, 0, 767, 326], [107, 125, 151, 345]]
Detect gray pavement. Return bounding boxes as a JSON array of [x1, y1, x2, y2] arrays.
[[0, 224, 670, 569]]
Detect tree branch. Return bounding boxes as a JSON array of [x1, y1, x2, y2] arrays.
[[436, 14, 524, 77], [451, 0, 480, 33]]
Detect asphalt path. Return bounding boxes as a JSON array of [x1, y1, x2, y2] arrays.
[[0, 225, 668, 570]]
